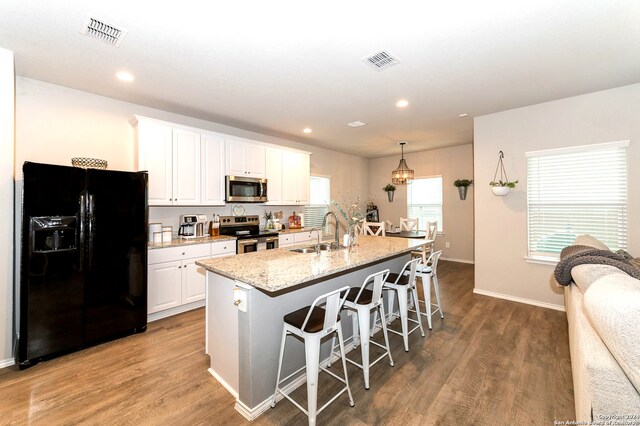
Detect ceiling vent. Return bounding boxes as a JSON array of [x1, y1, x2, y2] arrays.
[[80, 17, 127, 47], [362, 50, 400, 71]]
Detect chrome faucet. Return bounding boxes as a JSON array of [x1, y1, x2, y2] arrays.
[[322, 211, 340, 248]]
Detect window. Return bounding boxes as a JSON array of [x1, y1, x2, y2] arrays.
[[527, 141, 628, 259], [304, 176, 331, 230], [407, 176, 443, 232]]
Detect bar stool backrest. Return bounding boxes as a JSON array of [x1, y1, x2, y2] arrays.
[[425, 250, 443, 275], [353, 269, 390, 305], [394, 258, 421, 286], [301, 286, 350, 333]]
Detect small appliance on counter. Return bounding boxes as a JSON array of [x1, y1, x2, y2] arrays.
[[179, 214, 209, 238]]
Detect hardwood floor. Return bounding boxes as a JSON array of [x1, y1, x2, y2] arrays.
[[0, 261, 574, 425]]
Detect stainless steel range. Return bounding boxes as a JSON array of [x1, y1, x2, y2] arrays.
[[219, 215, 279, 254]]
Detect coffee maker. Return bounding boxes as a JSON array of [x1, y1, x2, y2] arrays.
[[179, 214, 208, 238]]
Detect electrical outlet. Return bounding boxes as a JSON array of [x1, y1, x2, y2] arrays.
[[445, 241, 451, 248]]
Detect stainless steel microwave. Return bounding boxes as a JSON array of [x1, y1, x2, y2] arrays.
[[225, 176, 268, 203]]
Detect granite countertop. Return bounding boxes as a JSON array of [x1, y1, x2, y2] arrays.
[[148, 235, 236, 250], [196, 235, 427, 293]]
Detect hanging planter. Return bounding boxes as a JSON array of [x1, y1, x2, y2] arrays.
[[490, 151, 518, 196], [453, 179, 473, 200], [383, 183, 396, 202]]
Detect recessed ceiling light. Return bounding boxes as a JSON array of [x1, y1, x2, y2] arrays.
[[347, 121, 366, 128], [459, 113, 469, 118], [396, 99, 409, 108], [303, 128, 312, 134], [116, 71, 134, 82]]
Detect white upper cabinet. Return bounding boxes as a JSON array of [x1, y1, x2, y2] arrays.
[[201, 132, 225, 205], [172, 128, 201, 205], [282, 151, 310, 205], [265, 148, 283, 205], [135, 119, 173, 205], [225, 138, 266, 178]]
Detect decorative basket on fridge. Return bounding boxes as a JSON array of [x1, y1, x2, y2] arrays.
[[71, 157, 108, 170]]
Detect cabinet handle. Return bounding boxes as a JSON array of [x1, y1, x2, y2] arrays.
[[178, 266, 182, 269], [182, 252, 185, 255]]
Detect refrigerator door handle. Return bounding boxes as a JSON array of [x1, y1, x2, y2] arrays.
[[88, 194, 95, 268], [79, 193, 86, 271]]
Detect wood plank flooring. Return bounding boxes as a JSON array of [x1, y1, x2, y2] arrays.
[[0, 261, 574, 425]]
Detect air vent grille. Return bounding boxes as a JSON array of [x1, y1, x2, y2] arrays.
[[363, 50, 400, 71], [81, 17, 127, 47]]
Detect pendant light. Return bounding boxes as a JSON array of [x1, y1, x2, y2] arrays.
[[391, 141, 414, 185]]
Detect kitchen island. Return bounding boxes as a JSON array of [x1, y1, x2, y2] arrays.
[[196, 235, 428, 420]]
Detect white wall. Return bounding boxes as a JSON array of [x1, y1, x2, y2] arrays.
[[0, 48, 15, 366], [474, 83, 640, 309], [368, 144, 475, 263]]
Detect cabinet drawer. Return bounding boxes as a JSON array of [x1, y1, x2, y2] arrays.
[[148, 243, 212, 264], [279, 234, 294, 246], [212, 240, 235, 256], [294, 232, 313, 243]]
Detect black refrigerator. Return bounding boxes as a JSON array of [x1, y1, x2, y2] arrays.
[[17, 162, 148, 368]]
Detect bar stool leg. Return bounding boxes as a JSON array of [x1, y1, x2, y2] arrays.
[[433, 274, 444, 319], [356, 305, 371, 389], [352, 312, 360, 349], [305, 334, 321, 426], [271, 327, 288, 408], [386, 291, 396, 325], [397, 288, 409, 352], [378, 303, 394, 367], [336, 326, 355, 407], [411, 284, 425, 337], [424, 275, 433, 330]]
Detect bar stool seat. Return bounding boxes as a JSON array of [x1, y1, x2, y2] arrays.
[[272, 286, 354, 426]]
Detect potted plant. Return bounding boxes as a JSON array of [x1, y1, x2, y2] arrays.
[[383, 183, 396, 202], [489, 179, 518, 196], [453, 179, 473, 200]]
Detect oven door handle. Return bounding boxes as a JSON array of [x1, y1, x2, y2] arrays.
[[238, 239, 258, 245], [265, 237, 279, 242]]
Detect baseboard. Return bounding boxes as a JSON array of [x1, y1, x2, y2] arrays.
[[208, 368, 238, 399], [147, 299, 205, 322], [473, 288, 565, 312], [441, 256, 474, 264], [233, 335, 358, 421], [0, 358, 14, 369]]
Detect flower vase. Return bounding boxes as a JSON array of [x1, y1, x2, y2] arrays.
[[348, 223, 359, 249]]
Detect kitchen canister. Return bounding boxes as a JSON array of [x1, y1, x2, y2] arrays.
[[149, 223, 162, 242], [152, 232, 163, 243], [162, 226, 172, 242]]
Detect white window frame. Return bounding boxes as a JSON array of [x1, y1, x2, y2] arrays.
[[525, 141, 629, 263], [304, 175, 331, 232], [407, 175, 443, 233]]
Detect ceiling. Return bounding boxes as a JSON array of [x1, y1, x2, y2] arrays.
[[1, 1, 639, 158]]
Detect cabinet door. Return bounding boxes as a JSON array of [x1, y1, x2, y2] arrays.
[[201, 132, 225, 205], [282, 151, 300, 204], [226, 140, 245, 176], [244, 143, 266, 177], [182, 258, 207, 304], [148, 260, 182, 314], [265, 148, 283, 204], [173, 128, 201, 205], [136, 120, 173, 205], [298, 154, 310, 205]]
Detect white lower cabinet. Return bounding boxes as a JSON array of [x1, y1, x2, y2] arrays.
[[278, 230, 320, 247], [148, 241, 235, 320]]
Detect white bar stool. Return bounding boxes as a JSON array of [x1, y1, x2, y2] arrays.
[[328, 269, 394, 390], [271, 286, 354, 426], [411, 250, 444, 329], [381, 258, 425, 352]]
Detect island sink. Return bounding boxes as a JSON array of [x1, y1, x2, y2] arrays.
[[289, 242, 343, 253]]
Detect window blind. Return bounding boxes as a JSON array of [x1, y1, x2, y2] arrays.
[[526, 141, 628, 258], [304, 176, 330, 230], [407, 176, 443, 232]]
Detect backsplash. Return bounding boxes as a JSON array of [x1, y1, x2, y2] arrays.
[[149, 205, 304, 236]]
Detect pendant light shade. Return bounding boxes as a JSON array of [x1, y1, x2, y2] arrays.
[[391, 141, 414, 185]]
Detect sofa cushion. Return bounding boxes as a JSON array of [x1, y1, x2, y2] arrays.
[[584, 274, 640, 393], [571, 264, 627, 293], [573, 235, 610, 251]]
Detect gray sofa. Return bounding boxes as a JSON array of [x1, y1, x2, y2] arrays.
[[563, 235, 640, 421]]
